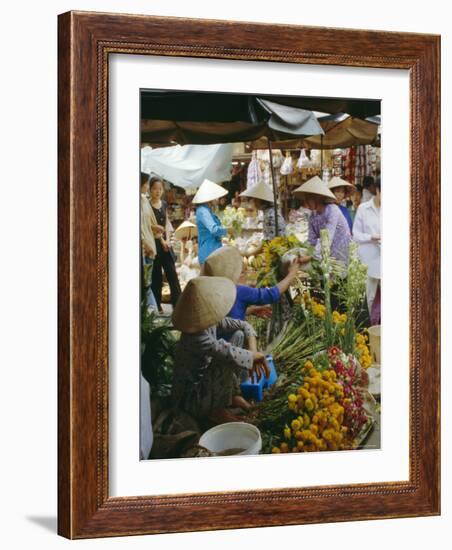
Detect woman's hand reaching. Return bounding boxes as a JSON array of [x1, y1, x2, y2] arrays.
[[250, 352, 270, 383]]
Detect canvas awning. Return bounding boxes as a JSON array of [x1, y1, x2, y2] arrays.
[[303, 113, 379, 148], [250, 114, 379, 149], [141, 90, 380, 123], [141, 143, 234, 191]]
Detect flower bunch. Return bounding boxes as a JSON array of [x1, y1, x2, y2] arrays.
[[262, 235, 302, 265], [271, 348, 372, 453], [310, 299, 326, 319], [346, 242, 368, 302], [332, 311, 347, 325], [257, 235, 302, 286], [220, 206, 246, 238], [319, 229, 333, 282], [272, 359, 347, 453], [336, 241, 368, 353], [327, 348, 369, 441], [318, 229, 335, 346], [355, 332, 372, 369]]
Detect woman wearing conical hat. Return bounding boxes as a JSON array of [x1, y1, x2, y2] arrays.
[[240, 180, 296, 333], [293, 176, 352, 263], [192, 179, 231, 265], [171, 277, 270, 423], [204, 246, 310, 322], [240, 180, 286, 245], [328, 176, 355, 231]]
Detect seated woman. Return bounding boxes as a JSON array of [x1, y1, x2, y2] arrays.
[[171, 276, 269, 423], [192, 179, 231, 266], [294, 176, 351, 263], [328, 176, 355, 231], [204, 246, 310, 321]]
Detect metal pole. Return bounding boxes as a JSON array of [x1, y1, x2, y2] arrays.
[[321, 134, 324, 172], [268, 139, 279, 236]]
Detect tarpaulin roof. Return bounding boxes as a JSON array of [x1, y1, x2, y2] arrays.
[[141, 91, 379, 147], [141, 119, 271, 145], [140, 143, 234, 190], [303, 113, 379, 149], [141, 90, 381, 122], [257, 99, 324, 136], [249, 114, 379, 149], [141, 100, 324, 145]]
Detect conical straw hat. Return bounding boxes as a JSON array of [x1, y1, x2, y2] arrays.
[[328, 176, 355, 190], [174, 220, 198, 240], [293, 176, 336, 201], [203, 246, 243, 283], [172, 276, 236, 333], [192, 179, 228, 204], [240, 180, 274, 203]]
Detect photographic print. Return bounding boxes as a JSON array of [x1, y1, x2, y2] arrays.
[[58, 11, 440, 537], [139, 90, 382, 460]]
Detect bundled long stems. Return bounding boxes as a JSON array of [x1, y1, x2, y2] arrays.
[[272, 328, 322, 366], [250, 321, 323, 430]]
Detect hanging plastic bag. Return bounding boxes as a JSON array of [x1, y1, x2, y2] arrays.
[[246, 150, 260, 189], [271, 149, 284, 168], [280, 152, 294, 175], [296, 149, 309, 169]]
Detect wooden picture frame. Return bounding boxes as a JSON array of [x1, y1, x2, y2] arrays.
[[58, 10, 440, 539]]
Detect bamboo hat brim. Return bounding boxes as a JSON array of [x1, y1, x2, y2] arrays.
[[174, 220, 198, 240], [240, 181, 274, 203], [328, 176, 355, 190], [203, 246, 243, 283], [172, 276, 236, 333], [293, 176, 337, 201], [192, 179, 228, 204]]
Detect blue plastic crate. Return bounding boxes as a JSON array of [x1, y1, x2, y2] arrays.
[[264, 354, 277, 388], [240, 354, 278, 402]]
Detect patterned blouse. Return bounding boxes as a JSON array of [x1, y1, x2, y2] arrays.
[[171, 317, 256, 416], [263, 206, 286, 241], [308, 203, 352, 262]]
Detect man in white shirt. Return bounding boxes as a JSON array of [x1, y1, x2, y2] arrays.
[[352, 179, 381, 318], [361, 175, 376, 204]]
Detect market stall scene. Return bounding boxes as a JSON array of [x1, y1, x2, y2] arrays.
[[140, 91, 381, 460]]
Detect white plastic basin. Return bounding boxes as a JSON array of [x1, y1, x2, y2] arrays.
[[199, 422, 262, 456]]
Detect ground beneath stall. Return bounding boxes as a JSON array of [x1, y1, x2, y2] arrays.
[[360, 410, 381, 451]]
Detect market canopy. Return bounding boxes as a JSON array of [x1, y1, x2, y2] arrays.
[[250, 113, 379, 150], [141, 91, 380, 147], [141, 119, 273, 146], [303, 113, 379, 149], [141, 100, 324, 145], [141, 90, 380, 123], [141, 143, 234, 190]]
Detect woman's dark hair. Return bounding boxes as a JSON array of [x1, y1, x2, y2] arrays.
[[140, 172, 150, 186], [354, 184, 363, 194], [375, 177, 381, 190], [149, 176, 164, 190]]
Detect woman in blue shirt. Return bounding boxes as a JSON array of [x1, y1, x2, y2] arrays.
[[204, 246, 310, 321], [192, 179, 231, 265]]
